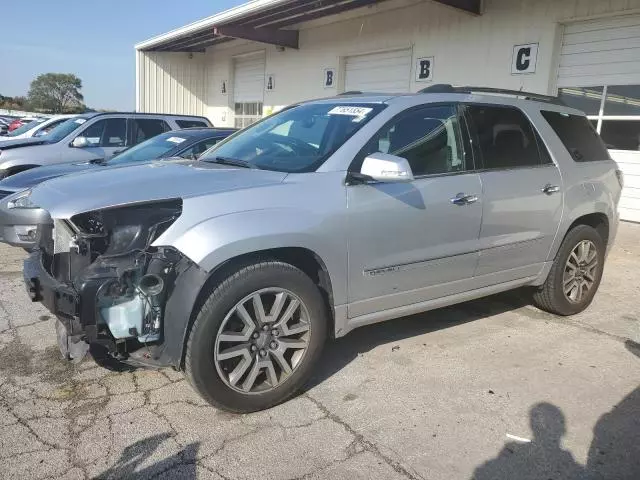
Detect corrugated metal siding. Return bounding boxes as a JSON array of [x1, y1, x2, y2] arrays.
[[139, 0, 640, 123], [611, 151, 640, 222], [559, 15, 640, 88], [344, 49, 411, 93], [233, 53, 266, 102], [137, 51, 206, 115]]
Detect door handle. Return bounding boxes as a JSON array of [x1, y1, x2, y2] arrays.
[[450, 193, 479, 206], [542, 184, 560, 195]]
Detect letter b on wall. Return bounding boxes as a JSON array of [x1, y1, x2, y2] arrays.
[[512, 43, 538, 74], [415, 57, 434, 82]]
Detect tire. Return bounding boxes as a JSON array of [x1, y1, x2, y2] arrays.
[[533, 224, 605, 316], [185, 260, 328, 413]]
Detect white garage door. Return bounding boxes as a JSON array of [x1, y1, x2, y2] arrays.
[[233, 53, 265, 128], [559, 16, 640, 222], [344, 49, 411, 93]]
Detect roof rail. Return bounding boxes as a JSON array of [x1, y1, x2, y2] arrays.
[[418, 84, 566, 106]]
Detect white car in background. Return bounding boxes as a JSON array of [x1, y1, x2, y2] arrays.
[[0, 115, 76, 142]]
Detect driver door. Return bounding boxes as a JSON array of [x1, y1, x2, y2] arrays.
[[346, 104, 483, 318], [70, 118, 128, 161]]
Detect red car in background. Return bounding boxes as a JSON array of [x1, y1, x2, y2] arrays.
[[7, 117, 38, 132]]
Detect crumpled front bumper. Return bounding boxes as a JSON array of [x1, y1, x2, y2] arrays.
[[23, 246, 208, 369], [24, 251, 97, 362]]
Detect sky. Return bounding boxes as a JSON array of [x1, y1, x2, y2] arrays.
[[0, 0, 247, 111]]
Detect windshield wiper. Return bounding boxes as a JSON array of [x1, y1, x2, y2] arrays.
[[208, 156, 257, 169], [89, 158, 107, 165]]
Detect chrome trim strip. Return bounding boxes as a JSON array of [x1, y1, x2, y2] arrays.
[[363, 250, 477, 277], [363, 237, 546, 276]]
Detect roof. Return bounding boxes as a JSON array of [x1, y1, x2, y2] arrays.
[[74, 112, 210, 120], [136, 0, 482, 52], [136, 0, 391, 52]]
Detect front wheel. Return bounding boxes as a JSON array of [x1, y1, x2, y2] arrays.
[[185, 261, 328, 413], [533, 225, 605, 316]]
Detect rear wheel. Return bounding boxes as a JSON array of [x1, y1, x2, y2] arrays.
[[533, 225, 605, 316], [185, 261, 328, 413]]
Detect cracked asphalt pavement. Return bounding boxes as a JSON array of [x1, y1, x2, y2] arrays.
[[1, 223, 639, 480]]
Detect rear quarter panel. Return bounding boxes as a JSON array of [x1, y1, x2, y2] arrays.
[[525, 107, 621, 260]]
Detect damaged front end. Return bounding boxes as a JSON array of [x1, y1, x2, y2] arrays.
[[24, 199, 191, 368]]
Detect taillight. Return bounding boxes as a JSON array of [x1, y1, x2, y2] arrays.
[[615, 169, 624, 189]]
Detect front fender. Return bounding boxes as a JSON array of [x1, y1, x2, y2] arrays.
[[157, 207, 348, 306]]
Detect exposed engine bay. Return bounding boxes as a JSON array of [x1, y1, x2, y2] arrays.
[[25, 199, 190, 366]]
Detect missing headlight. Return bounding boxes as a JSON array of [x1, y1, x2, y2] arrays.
[[70, 199, 182, 257]]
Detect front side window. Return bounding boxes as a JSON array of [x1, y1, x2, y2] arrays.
[[178, 138, 221, 160], [200, 102, 385, 172], [80, 118, 126, 147], [108, 132, 191, 166], [541, 111, 610, 162], [356, 105, 466, 176], [466, 105, 542, 169]]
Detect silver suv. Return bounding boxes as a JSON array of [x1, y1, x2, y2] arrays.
[[18, 87, 622, 412], [0, 112, 212, 179]]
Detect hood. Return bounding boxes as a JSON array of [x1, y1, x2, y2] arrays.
[[0, 162, 99, 192], [30, 160, 288, 218], [0, 137, 50, 150]]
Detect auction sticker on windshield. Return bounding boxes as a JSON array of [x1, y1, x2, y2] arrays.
[[74, 119, 87, 124], [328, 106, 373, 117], [166, 137, 186, 144]]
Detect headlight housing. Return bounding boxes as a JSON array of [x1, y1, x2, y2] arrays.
[[7, 189, 38, 209], [70, 199, 183, 256]]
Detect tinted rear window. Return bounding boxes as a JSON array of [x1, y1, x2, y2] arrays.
[[541, 111, 610, 162], [466, 105, 543, 169], [176, 120, 208, 128]]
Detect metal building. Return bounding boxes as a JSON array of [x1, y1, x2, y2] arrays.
[[136, 0, 640, 222]]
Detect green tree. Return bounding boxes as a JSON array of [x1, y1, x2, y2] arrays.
[[27, 73, 84, 113]]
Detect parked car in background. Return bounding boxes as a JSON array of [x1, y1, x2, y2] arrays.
[[0, 118, 10, 136], [16, 87, 622, 412], [0, 127, 236, 248], [7, 116, 40, 132], [0, 112, 213, 179], [0, 115, 76, 142]]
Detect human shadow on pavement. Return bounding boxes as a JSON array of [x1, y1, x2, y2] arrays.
[[472, 402, 586, 480], [96, 433, 199, 479], [585, 340, 640, 480], [471, 340, 640, 480], [306, 291, 531, 390]]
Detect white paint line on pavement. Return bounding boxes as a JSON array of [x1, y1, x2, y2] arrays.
[[506, 433, 531, 443]]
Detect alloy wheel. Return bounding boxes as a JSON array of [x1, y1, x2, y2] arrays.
[[563, 240, 598, 304], [214, 288, 311, 394]]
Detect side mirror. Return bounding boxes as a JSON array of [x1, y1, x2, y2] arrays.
[[360, 152, 414, 183], [71, 136, 89, 148]]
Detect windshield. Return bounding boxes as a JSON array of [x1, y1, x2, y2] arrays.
[[44, 117, 89, 143], [108, 132, 191, 166], [5, 119, 43, 137], [199, 102, 385, 172]]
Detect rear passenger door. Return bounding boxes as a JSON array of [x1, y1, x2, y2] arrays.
[[465, 104, 563, 280]]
